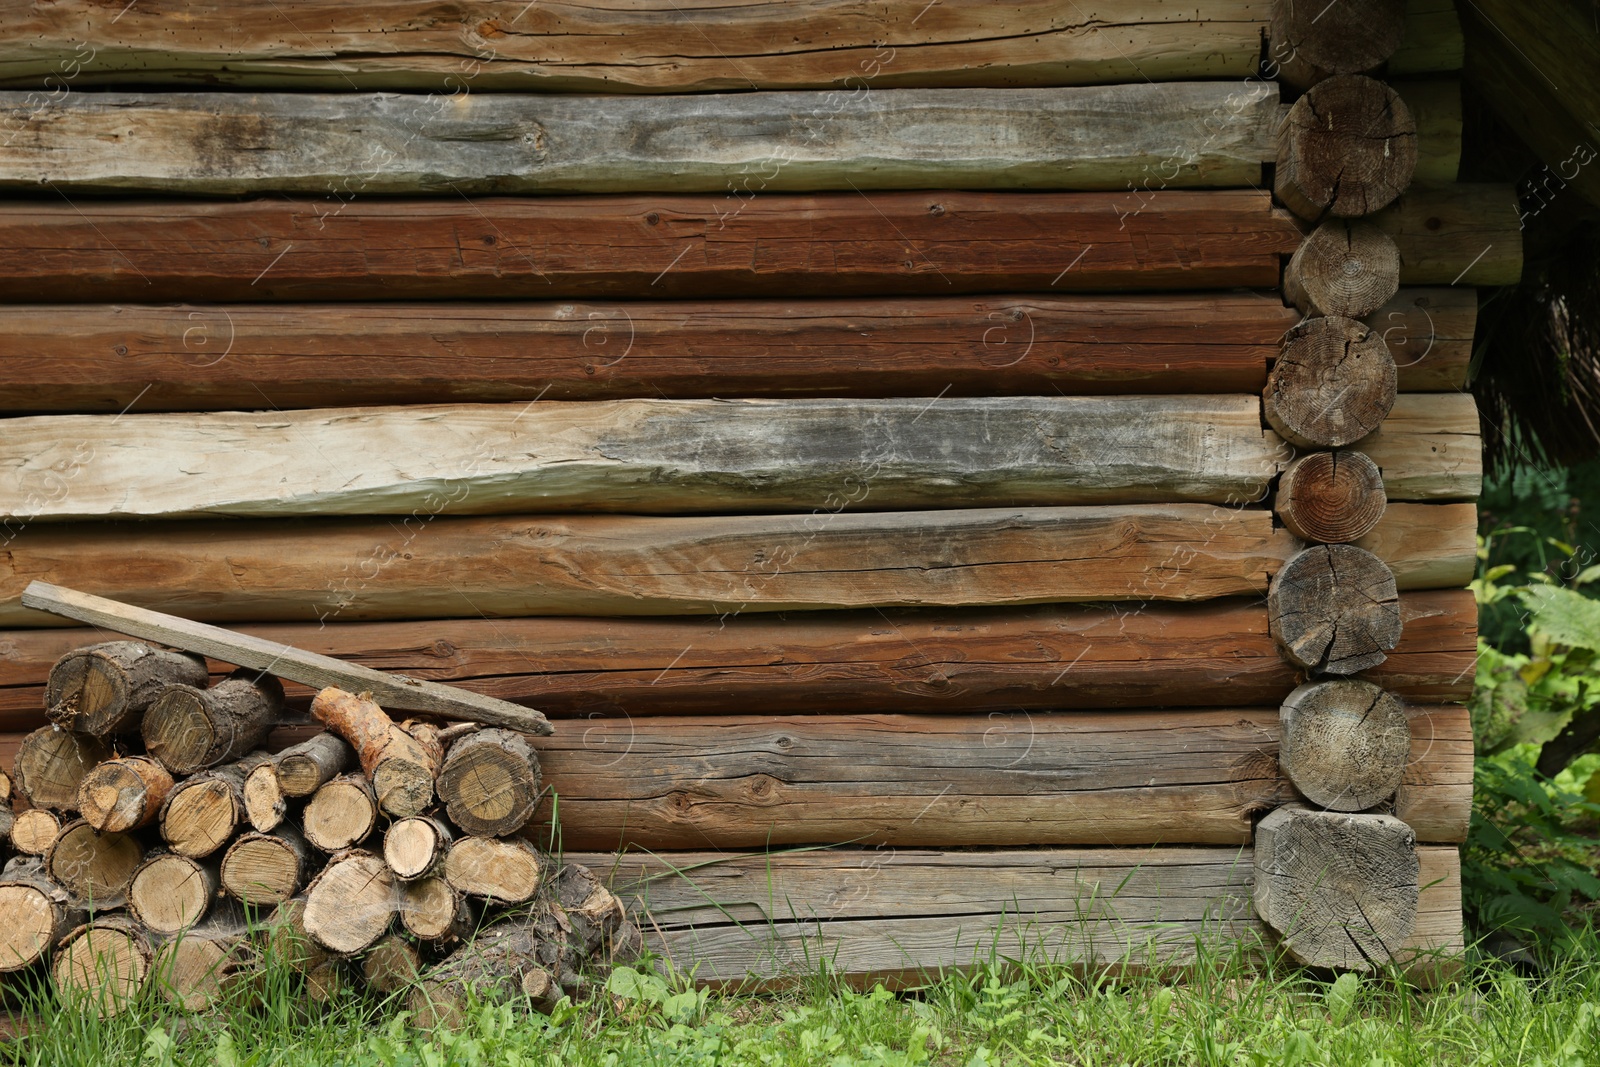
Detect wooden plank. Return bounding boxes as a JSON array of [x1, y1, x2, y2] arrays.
[[1389, 0, 1464, 75], [0, 503, 1474, 628], [1376, 183, 1523, 288], [14, 583, 552, 735], [516, 705, 1471, 849], [0, 590, 1480, 727], [0, 191, 1304, 302], [0, 295, 1306, 412], [564, 845, 1461, 986], [0, 2, 1268, 92], [0, 397, 1285, 522], [1353, 393, 1481, 502], [0, 85, 1279, 196], [1366, 288, 1477, 392]]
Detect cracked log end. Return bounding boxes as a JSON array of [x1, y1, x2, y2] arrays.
[[1265, 315, 1396, 449], [1275, 74, 1418, 220], [1276, 450, 1387, 544], [1279, 679, 1410, 810], [1269, 544, 1402, 674]]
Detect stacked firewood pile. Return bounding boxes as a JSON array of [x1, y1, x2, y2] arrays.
[[0, 640, 639, 1019]]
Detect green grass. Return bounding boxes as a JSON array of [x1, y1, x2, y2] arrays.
[[5, 934, 1598, 1067]]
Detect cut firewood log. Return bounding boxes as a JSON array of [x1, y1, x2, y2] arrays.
[[1283, 220, 1401, 319], [383, 816, 453, 881], [45, 641, 207, 737], [1265, 316, 1397, 449], [142, 669, 283, 775], [306, 959, 348, 1003], [302, 774, 379, 853], [53, 915, 152, 1017], [361, 933, 423, 995], [1276, 75, 1418, 220], [1270, 545, 1404, 675], [311, 688, 442, 818], [159, 751, 272, 858], [0, 804, 12, 847], [221, 826, 314, 906], [1280, 680, 1411, 811], [77, 755, 174, 833], [273, 733, 353, 798], [410, 905, 574, 1028], [0, 767, 10, 804], [242, 761, 285, 833], [151, 908, 255, 1011], [555, 863, 627, 958], [258, 896, 328, 974], [442, 837, 544, 904], [399, 876, 474, 946], [437, 729, 541, 837], [1275, 452, 1388, 545], [10, 809, 61, 856], [304, 850, 397, 955], [128, 852, 217, 935], [12, 726, 111, 811], [1254, 805, 1419, 971], [45, 819, 143, 908], [0, 857, 86, 972]]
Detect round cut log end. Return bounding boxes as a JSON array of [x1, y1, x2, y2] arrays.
[[260, 898, 329, 973], [1275, 74, 1418, 221], [361, 933, 423, 994], [129, 854, 214, 935], [438, 730, 541, 837], [53, 922, 151, 1017], [77, 757, 174, 834], [442, 837, 543, 904], [1269, 0, 1407, 88], [13, 726, 113, 811], [304, 852, 396, 955], [0, 884, 64, 972], [11, 809, 63, 856], [142, 685, 217, 776], [221, 834, 303, 905], [1276, 450, 1387, 544], [410, 980, 468, 1030], [400, 876, 470, 943], [303, 776, 378, 852], [1280, 680, 1410, 811], [1283, 219, 1400, 319], [372, 760, 436, 819], [1265, 316, 1396, 449], [243, 764, 286, 833], [384, 817, 444, 880], [153, 936, 246, 1012], [1269, 544, 1402, 675], [46, 821, 145, 906], [161, 779, 239, 858]]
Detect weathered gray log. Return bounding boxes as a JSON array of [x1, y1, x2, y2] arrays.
[[141, 669, 283, 775], [438, 730, 541, 838], [1254, 806, 1419, 971], [1276, 75, 1418, 220], [1279, 680, 1411, 810], [44, 641, 207, 736], [159, 751, 273, 858], [52, 915, 152, 1017], [1352, 393, 1482, 502], [0, 397, 1286, 522], [1275, 452, 1387, 544], [221, 826, 314, 906], [1268, 0, 1406, 89], [0, 857, 86, 972], [1283, 220, 1401, 319], [1269, 545, 1403, 674], [273, 733, 353, 798], [304, 850, 398, 955], [128, 852, 217, 935], [45, 820, 143, 909], [1265, 316, 1397, 449], [12, 725, 110, 811], [77, 755, 174, 833], [410, 904, 577, 1028], [0, 85, 1280, 196]]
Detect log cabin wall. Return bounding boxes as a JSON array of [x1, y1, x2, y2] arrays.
[[0, 0, 1511, 983]]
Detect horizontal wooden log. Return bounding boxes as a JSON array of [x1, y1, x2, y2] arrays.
[[0, 2, 1269, 92], [565, 845, 1462, 985], [0, 397, 1285, 522], [0, 503, 1475, 628], [1388, 0, 1464, 75], [0, 85, 1279, 196], [0, 192, 1303, 303], [1400, 80, 1462, 184], [1351, 393, 1481, 501], [513, 705, 1471, 849], [1365, 288, 1476, 392], [0, 590, 1480, 727], [1375, 183, 1523, 288]]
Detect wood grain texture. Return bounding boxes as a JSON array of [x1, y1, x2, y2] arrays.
[[0, 589, 1479, 727], [0, 85, 1279, 195], [0, 192, 1304, 303], [1374, 183, 1524, 287], [0, 503, 1474, 629], [563, 845, 1461, 985], [1388, 0, 1464, 75], [0, 397, 1285, 521], [0, 295, 1307, 413], [1352, 393, 1481, 502], [1365, 287, 1477, 392], [1400, 79, 1462, 184], [0, 1, 1270, 92]]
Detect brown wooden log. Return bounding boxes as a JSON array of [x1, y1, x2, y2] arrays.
[[258, 897, 329, 975], [221, 827, 314, 906], [1390, 0, 1464, 75], [0, 857, 85, 972], [384, 817, 454, 882], [1276, 452, 1388, 544], [1283, 221, 1400, 319], [1276, 75, 1418, 221], [77, 756, 174, 834], [1268, 0, 1406, 89], [12, 726, 111, 811], [410, 905, 574, 1028], [52, 916, 152, 1016], [44, 641, 207, 736], [1354, 393, 1481, 502], [10, 809, 61, 856], [1365, 288, 1476, 391], [302, 774, 379, 854], [1254, 805, 1419, 970], [127, 852, 217, 936], [312, 689, 441, 818], [0, 192, 1302, 304], [438, 730, 541, 838], [555, 863, 629, 959], [0, 804, 13, 848], [1269, 545, 1403, 674], [361, 933, 424, 995], [159, 752, 272, 858], [45, 819, 143, 908], [400, 876, 474, 946], [242, 762, 285, 833], [304, 850, 397, 956], [151, 911, 255, 1011], [521, 706, 1470, 850], [1280, 680, 1411, 811], [1373, 183, 1523, 287], [1400, 80, 1462, 185], [442, 837, 545, 904], [273, 733, 353, 799], [141, 670, 283, 776], [1265, 316, 1397, 448]]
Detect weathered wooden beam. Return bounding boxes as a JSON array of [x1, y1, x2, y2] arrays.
[[1375, 183, 1524, 287], [1388, 0, 1464, 75], [0, 590, 1482, 726], [515, 705, 1471, 849], [0, 85, 1279, 196], [1352, 393, 1482, 502], [1365, 287, 1477, 392], [0, 2, 1270, 92], [1401, 80, 1462, 184], [0, 503, 1476, 628], [0, 397, 1285, 522], [1268, 0, 1407, 90], [0, 192, 1303, 303], [565, 845, 1462, 986]]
